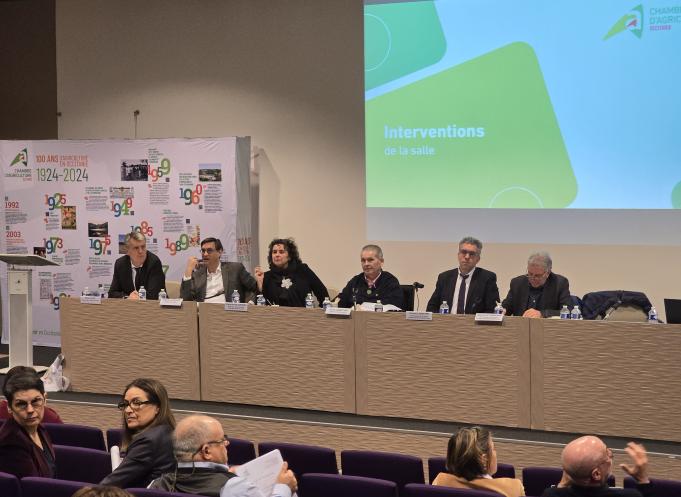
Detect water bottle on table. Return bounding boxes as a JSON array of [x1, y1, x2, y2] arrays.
[[570, 305, 582, 320], [138, 286, 147, 300], [305, 293, 314, 308], [322, 297, 331, 310], [158, 288, 167, 300], [439, 301, 449, 314], [374, 300, 383, 312], [494, 301, 504, 315], [559, 305, 570, 319], [256, 294, 266, 306], [231, 289, 240, 303], [648, 306, 658, 323]]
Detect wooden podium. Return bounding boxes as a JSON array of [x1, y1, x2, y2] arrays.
[[0, 253, 60, 373]]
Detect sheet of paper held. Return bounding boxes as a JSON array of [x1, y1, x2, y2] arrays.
[[234, 448, 284, 496]]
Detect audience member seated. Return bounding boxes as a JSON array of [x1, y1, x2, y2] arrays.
[[542, 436, 651, 496], [255, 238, 329, 307], [337, 244, 403, 309], [109, 231, 165, 300], [150, 414, 298, 497], [0, 368, 56, 478], [501, 252, 571, 318], [426, 236, 500, 314], [100, 378, 176, 488], [433, 426, 524, 497], [181, 236, 258, 303], [0, 365, 62, 423], [72, 487, 135, 497]]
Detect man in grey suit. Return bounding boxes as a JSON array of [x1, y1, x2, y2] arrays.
[[180, 237, 258, 303]]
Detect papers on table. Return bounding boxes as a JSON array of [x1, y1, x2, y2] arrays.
[[234, 448, 283, 496], [359, 302, 402, 312]]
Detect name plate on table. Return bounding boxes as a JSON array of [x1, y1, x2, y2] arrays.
[[474, 312, 504, 325], [160, 298, 183, 308], [80, 295, 102, 305], [406, 311, 433, 321], [225, 302, 249, 312], [325, 307, 352, 317]]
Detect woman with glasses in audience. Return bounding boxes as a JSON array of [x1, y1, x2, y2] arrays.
[[0, 365, 63, 423], [0, 368, 56, 478], [100, 378, 176, 488], [254, 237, 329, 307], [433, 426, 525, 497]]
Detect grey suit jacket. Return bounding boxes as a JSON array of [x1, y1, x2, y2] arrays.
[[180, 261, 258, 303]]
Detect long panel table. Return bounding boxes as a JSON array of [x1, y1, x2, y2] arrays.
[[59, 300, 681, 441], [60, 297, 201, 400]]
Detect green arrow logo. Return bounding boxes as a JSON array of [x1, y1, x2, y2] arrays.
[[604, 5, 644, 40], [10, 148, 28, 167]]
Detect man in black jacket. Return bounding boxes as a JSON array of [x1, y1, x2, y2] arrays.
[[502, 252, 572, 318], [338, 244, 403, 309], [109, 231, 165, 300], [426, 236, 499, 314], [542, 436, 652, 497]]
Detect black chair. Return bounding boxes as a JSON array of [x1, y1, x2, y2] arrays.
[[401, 285, 415, 311]]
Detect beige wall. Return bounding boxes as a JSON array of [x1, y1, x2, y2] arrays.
[[55, 0, 681, 319]]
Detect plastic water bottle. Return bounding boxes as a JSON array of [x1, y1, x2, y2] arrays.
[[305, 293, 314, 308], [158, 288, 167, 300], [138, 286, 147, 300], [648, 306, 658, 323], [231, 289, 240, 303], [322, 297, 331, 310], [256, 294, 266, 306], [98, 284, 107, 299], [439, 301, 449, 314], [559, 305, 570, 319], [374, 300, 383, 313], [570, 305, 582, 320], [494, 302, 504, 315], [82, 286, 90, 297]]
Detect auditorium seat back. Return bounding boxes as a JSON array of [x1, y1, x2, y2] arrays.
[[0, 471, 20, 497], [54, 444, 113, 483], [21, 477, 89, 497], [404, 483, 505, 497], [43, 422, 106, 451], [300, 473, 397, 497], [341, 449, 424, 495], [258, 441, 338, 476]]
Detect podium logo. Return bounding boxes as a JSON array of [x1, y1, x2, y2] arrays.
[[9, 148, 28, 167], [604, 4, 644, 40]]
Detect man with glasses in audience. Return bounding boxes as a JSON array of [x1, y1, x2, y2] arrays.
[[543, 436, 652, 496], [109, 231, 165, 300], [501, 252, 571, 318], [426, 236, 499, 314], [181, 237, 258, 303], [150, 415, 297, 497]]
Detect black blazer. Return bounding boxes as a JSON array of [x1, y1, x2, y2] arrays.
[[109, 251, 166, 300], [426, 267, 499, 314], [502, 272, 571, 317], [100, 424, 175, 488], [180, 261, 258, 303]]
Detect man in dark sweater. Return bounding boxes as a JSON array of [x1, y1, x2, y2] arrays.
[[338, 244, 403, 309], [542, 436, 652, 497], [150, 415, 297, 497]]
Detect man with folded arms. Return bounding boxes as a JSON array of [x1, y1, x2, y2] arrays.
[[109, 232, 165, 300], [337, 244, 403, 309], [150, 415, 297, 497], [542, 435, 651, 496], [426, 236, 499, 314], [181, 237, 258, 303], [501, 252, 571, 318]]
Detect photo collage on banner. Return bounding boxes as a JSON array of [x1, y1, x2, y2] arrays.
[[0, 137, 252, 346]]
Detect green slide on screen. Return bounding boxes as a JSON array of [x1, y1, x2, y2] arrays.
[[365, 1, 446, 91], [366, 42, 577, 209]]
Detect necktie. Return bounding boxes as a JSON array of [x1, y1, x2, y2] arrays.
[[134, 267, 141, 290], [456, 273, 469, 314]]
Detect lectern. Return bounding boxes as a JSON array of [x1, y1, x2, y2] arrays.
[[0, 254, 60, 373]]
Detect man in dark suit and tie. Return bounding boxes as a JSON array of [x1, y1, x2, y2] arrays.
[[109, 231, 165, 299], [501, 252, 571, 318], [426, 236, 499, 314], [180, 237, 258, 303]]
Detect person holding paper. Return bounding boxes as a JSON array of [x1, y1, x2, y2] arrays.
[[337, 244, 403, 309], [109, 231, 165, 300], [150, 414, 298, 497], [501, 252, 572, 318], [426, 236, 499, 314], [180, 237, 258, 303]]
